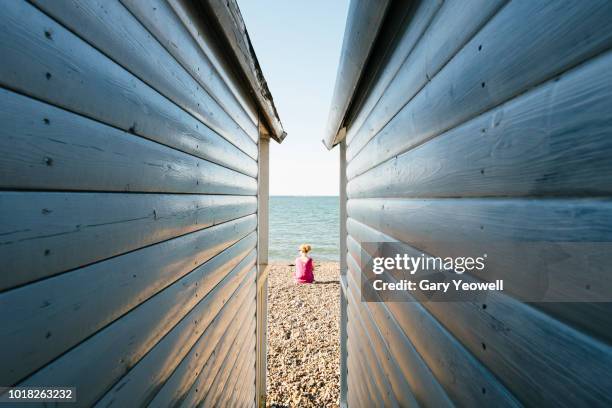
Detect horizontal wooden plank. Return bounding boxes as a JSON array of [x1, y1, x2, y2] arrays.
[[0, 219, 256, 386], [347, 197, 612, 339], [182, 315, 256, 407], [32, 0, 259, 155], [115, 0, 258, 141], [346, 313, 374, 408], [346, 325, 379, 407], [348, 0, 444, 140], [347, 0, 612, 178], [345, 305, 397, 408], [346, 247, 521, 406], [0, 88, 257, 187], [206, 324, 255, 407], [347, 217, 612, 406], [0, 192, 256, 289], [167, 0, 259, 125], [216, 339, 253, 406], [95, 259, 256, 407], [345, 238, 453, 407], [148, 282, 255, 407], [347, 345, 374, 408], [346, 0, 505, 159], [183, 316, 255, 408], [0, 1, 258, 165], [323, 0, 390, 149], [345, 278, 422, 407], [18, 254, 256, 406], [234, 373, 255, 408], [225, 347, 256, 407], [348, 49, 612, 198]]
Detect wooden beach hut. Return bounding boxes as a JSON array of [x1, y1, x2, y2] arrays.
[[0, 0, 284, 406], [324, 0, 612, 406]]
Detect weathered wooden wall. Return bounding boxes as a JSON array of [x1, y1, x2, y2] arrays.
[[340, 0, 612, 406], [0, 0, 261, 406]]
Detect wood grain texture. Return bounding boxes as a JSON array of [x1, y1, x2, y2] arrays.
[[345, 276, 423, 407], [347, 197, 612, 339], [205, 293, 256, 407], [147, 280, 255, 407], [196, 0, 285, 141], [347, 218, 612, 407], [182, 317, 256, 407], [343, 0, 444, 148], [0, 192, 256, 289], [206, 322, 255, 407], [348, 49, 612, 198], [32, 0, 258, 151], [347, 0, 612, 178], [0, 1, 258, 163], [346, 320, 386, 407], [95, 260, 256, 407], [0, 89, 258, 186], [0, 221, 256, 387], [167, 0, 259, 125], [346, 236, 453, 408], [347, 249, 521, 407], [323, 0, 390, 148], [18, 255, 256, 407], [346, 0, 506, 159]]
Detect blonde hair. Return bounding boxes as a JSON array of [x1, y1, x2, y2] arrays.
[[299, 244, 311, 253]]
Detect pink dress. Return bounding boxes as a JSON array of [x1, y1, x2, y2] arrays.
[[294, 257, 314, 283]]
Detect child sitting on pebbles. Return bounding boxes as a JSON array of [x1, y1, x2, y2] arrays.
[[294, 244, 315, 283]]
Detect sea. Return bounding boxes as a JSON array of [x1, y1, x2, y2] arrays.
[[269, 196, 340, 262]]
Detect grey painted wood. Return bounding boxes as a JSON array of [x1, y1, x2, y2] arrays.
[[18, 254, 256, 407], [347, 197, 612, 340], [147, 282, 255, 407], [94, 260, 256, 407], [345, 308, 394, 407], [347, 218, 612, 407], [346, 0, 506, 159], [182, 313, 255, 407], [346, 326, 378, 407], [209, 325, 255, 407], [182, 317, 256, 407], [215, 310, 256, 407], [344, 282, 373, 408], [345, 297, 374, 408], [347, 0, 612, 179], [0, 1, 259, 163], [0, 192, 256, 289], [348, 49, 612, 198], [32, 0, 259, 155], [346, 236, 453, 407], [323, 0, 390, 149], [347, 249, 521, 407], [0, 218, 256, 386], [205, 318, 255, 407], [167, 0, 259, 125], [344, 0, 443, 148], [344, 276, 421, 407], [197, 0, 286, 142], [0, 89, 258, 188]]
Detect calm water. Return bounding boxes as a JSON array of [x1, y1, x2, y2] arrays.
[[269, 196, 340, 262]]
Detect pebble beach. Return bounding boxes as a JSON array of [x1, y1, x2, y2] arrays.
[[266, 261, 340, 407]]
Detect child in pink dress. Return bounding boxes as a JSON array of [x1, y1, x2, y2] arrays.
[[294, 244, 314, 284]]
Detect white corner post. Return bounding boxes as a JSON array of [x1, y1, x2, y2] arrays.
[[339, 140, 348, 407], [256, 128, 270, 408]]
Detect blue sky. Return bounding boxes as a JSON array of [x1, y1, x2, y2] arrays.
[[238, 0, 350, 196]]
